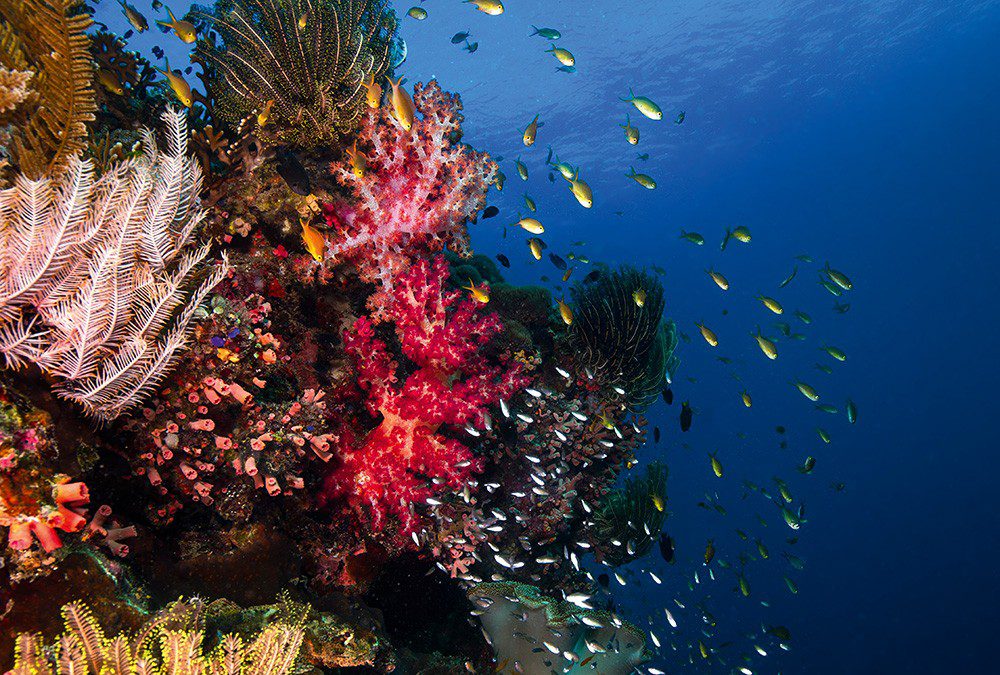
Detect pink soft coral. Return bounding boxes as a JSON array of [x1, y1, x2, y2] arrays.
[[322, 256, 526, 547], [325, 80, 497, 318]]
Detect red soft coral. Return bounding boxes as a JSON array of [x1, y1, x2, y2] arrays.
[[322, 257, 527, 547], [325, 80, 497, 319]]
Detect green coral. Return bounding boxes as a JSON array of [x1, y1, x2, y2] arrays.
[[569, 266, 678, 411], [592, 461, 668, 566]]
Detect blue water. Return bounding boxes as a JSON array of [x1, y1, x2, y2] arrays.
[[99, 1, 1000, 671]]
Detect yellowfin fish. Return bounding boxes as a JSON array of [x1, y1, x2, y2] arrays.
[[463, 279, 490, 304], [345, 141, 367, 178], [758, 295, 784, 314], [794, 381, 819, 401], [822, 345, 847, 361], [562, 267, 573, 282], [696, 322, 718, 347], [154, 59, 193, 107], [633, 288, 646, 307], [407, 6, 427, 20], [732, 226, 751, 242], [556, 298, 573, 325], [157, 6, 197, 43], [119, 0, 148, 32], [386, 76, 415, 131], [707, 269, 729, 290], [300, 219, 325, 262], [620, 87, 662, 120], [363, 73, 382, 109], [523, 114, 542, 146], [626, 166, 655, 189], [495, 169, 506, 191], [517, 217, 544, 234], [528, 238, 543, 260], [546, 44, 575, 66], [464, 0, 504, 16], [515, 157, 528, 181], [257, 99, 274, 127], [620, 114, 639, 144], [680, 230, 705, 245], [741, 391, 752, 408], [523, 192, 536, 212], [298, 11, 309, 29], [98, 69, 124, 95], [824, 262, 853, 290], [567, 170, 593, 208], [752, 327, 777, 360], [710, 453, 723, 478], [552, 158, 575, 180], [652, 494, 665, 512]]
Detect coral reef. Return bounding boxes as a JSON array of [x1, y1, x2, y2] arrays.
[[591, 461, 668, 566], [0, 108, 228, 421], [325, 80, 497, 317]]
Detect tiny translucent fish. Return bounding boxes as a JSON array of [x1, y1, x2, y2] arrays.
[[758, 296, 784, 315], [620, 87, 663, 120], [407, 6, 427, 20], [465, 0, 504, 15], [707, 269, 729, 290], [518, 216, 544, 234], [680, 230, 705, 245], [794, 381, 819, 401], [546, 45, 575, 66], [696, 322, 718, 347]]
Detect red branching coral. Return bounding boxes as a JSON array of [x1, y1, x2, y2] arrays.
[[325, 80, 497, 318], [322, 256, 527, 547]]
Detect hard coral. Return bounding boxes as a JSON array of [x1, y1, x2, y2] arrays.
[[322, 256, 527, 547], [325, 80, 497, 318]]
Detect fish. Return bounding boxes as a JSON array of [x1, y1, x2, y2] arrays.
[[732, 226, 752, 242], [779, 266, 798, 288], [495, 254, 510, 268], [758, 296, 784, 314], [817, 427, 831, 443], [653, 426, 661, 443], [523, 193, 536, 212], [752, 327, 778, 360], [633, 288, 646, 307], [386, 76, 415, 131], [738, 573, 751, 597], [465, 40, 479, 54], [345, 141, 367, 178], [704, 539, 716, 564], [620, 114, 640, 144], [517, 217, 544, 234], [300, 219, 325, 262], [528, 238, 544, 260], [662, 387, 673, 405], [798, 456, 817, 474], [636, 152, 650, 161], [566, 170, 593, 208], [707, 269, 729, 290], [794, 381, 819, 401], [451, 31, 471, 44], [156, 6, 196, 43], [562, 268, 573, 282], [523, 114, 542, 146], [620, 87, 662, 120], [556, 298, 573, 325], [482, 206, 499, 219], [256, 99, 274, 127], [530, 25, 561, 39], [696, 322, 718, 347], [626, 166, 656, 189], [784, 576, 799, 594], [680, 230, 705, 245], [546, 45, 575, 67], [463, 279, 490, 304], [119, 1, 148, 32], [154, 59, 193, 107], [652, 494, 665, 512], [833, 302, 851, 313], [298, 10, 309, 29], [407, 6, 427, 20], [741, 391, 752, 408], [709, 453, 723, 478], [846, 399, 858, 424], [674, 111, 686, 124], [815, 363, 833, 374], [555, 65, 576, 74], [276, 150, 311, 195], [680, 401, 693, 432], [819, 279, 843, 296], [822, 345, 847, 361], [824, 263, 853, 290], [494, 170, 506, 191], [584, 270, 601, 283], [514, 157, 528, 181], [549, 253, 567, 270], [464, 0, 504, 15], [98, 69, 125, 95], [659, 534, 675, 563], [794, 309, 812, 324]]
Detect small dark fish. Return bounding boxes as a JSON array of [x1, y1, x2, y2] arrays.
[[597, 573, 610, 588], [556, 65, 576, 73], [767, 625, 792, 642], [584, 270, 601, 283], [184, 66, 193, 75], [496, 253, 510, 268], [482, 205, 499, 219], [658, 534, 675, 563], [152, 0, 162, 9], [653, 426, 660, 443], [451, 31, 471, 44], [674, 111, 685, 124], [276, 150, 311, 196], [464, 40, 479, 54], [779, 265, 798, 288], [680, 401, 693, 432], [540, 275, 550, 283], [661, 387, 673, 405], [775, 425, 786, 434], [548, 172, 555, 183], [123, 29, 134, 39], [636, 153, 649, 161], [549, 253, 567, 270], [833, 302, 851, 314]]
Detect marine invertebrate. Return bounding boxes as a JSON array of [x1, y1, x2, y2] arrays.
[[195, 0, 397, 145], [591, 461, 668, 566], [569, 266, 679, 412], [0, 108, 229, 421], [6, 598, 305, 674], [0, 0, 96, 178], [321, 256, 527, 546], [325, 80, 497, 318], [0, 65, 31, 114]]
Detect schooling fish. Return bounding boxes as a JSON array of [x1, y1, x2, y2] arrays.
[[98, 69, 125, 95], [779, 266, 798, 288], [386, 75, 415, 131], [675, 111, 686, 124], [707, 269, 729, 290], [407, 6, 427, 20], [523, 114, 542, 146], [680, 401, 693, 432], [157, 6, 196, 43], [741, 391, 752, 408], [517, 216, 544, 234], [633, 288, 646, 307], [549, 253, 567, 270], [528, 238, 544, 260], [463, 279, 490, 304], [465, 0, 504, 15], [556, 298, 573, 325], [464, 40, 479, 54], [495, 253, 510, 268], [451, 31, 471, 44], [846, 399, 858, 424], [300, 219, 325, 262], [257, 99, 274, 127], [523, 192, 536, 212], [662, 387, 673, 405], [344, 141, 367, 178], [530, 25, 561, 39], [709, 453, 723, 478], [659, 534, 676, 563], [696, 322, 718, 347], [546, 45, 575, 67], [704, 539, 716, 564], [515, 157, 529, 181], [482, 205, 499, 219], [620, 87, 662, 120], [154, 59, 193, 107], [363, 73, 382, 108], [758, 296, 784, 315], [822, 345, 847, 361], [680, 230, 705, 245], [752, 327, 778, 360], [566, 170, 593, 208], [119, 0, 148, 32], [626, 166, 656, 189], [620, 114, 639, 145]]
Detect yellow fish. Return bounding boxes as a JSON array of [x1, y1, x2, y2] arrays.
[[567, 170, 593, 208], [363, 73, 382, 109], [523, 114, 542, 146], [528, 238, 543, 260], [794, 381, 819, 401], [556, 298, 573, 325], [620, 87, 662, 120], [517, 217, 544, 234], [515, 157, 528, 181], [620, 114, 639, 144], [257, 99, 274, 127], [157, 6, 197, 44], [154, 59, 193, 107], [752, 327, 777, 360], [707, 269, 729, 290], [386, 75, 415, 131], [710, 453, 723, 478], [98, 69, 124, 95], [562, 267, 573, 282], [741, 391, 752, 408], [464, 0, 504, 15], [546, 45, 575, 67], [300, 219, 325, 262], [732, 226, 752, 242], [758, 295, 784, 314], [651, 494, 665, 512], [463, 279, 490, 304], [551, 159, 575, 180], [626, 166, 656, 189], [118, 1, 148, 33], [696, 322, 718, 347], [632, 288, 646, 307], [345, 141, 367, 178], [298, 11, 309, 29], [523, 192, 536, 212], [407, 6, 427, 20]]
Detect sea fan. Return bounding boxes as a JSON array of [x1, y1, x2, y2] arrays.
[[0, 108, 229, 421], [0, 0, 96, 178], [194, 0, 397, 145]]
